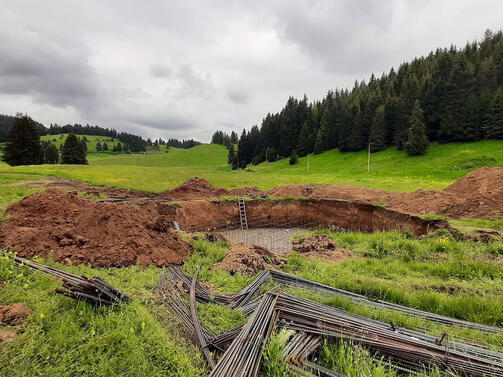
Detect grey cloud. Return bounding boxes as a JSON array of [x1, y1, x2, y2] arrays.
[[150, 64, 172, 78], [226, 88, 250, 104], [0, 29, 100, 110]]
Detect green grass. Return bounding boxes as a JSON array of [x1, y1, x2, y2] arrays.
[[0, 254, 207, 377], [0, 140, 501, 193]]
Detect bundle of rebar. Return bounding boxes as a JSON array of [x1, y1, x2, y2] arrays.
[[269, 270, 503, 334], [164, 266, 503, 334], [156, 272, 215, 344], [274, 293, 503, 377], [12, 255, 129, 306], [209, 293, 279, 377]]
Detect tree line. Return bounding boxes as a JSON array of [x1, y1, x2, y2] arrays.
[[2, 115, 88, 165], [213, 29, 503, 168]]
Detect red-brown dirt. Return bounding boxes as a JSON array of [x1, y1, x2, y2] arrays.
[[0, 190, 192, 267], [288, 234, 356, 263], [212, 242, 283, 275], [266, 167, 503, 219], [0, 303, 33, 326], [160, 177, 261, 199]]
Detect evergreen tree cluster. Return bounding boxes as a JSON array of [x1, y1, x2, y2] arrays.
[[61, 134, 88, 164], [166, 138, 201, 149], [211, 130, 239, 145], [228, 30, 503, 168], [47, 123, 117, 138], [0, 114, 46, 142]]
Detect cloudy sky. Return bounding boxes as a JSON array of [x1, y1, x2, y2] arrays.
[[1, 1, 502, 141]]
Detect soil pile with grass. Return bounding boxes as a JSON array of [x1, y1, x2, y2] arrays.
[[212, 242, 283, 275], [0, 190, 192, 267], [161, 177, 229, 199], [0, 303, 32, 343], [289, 234, 356, 262]]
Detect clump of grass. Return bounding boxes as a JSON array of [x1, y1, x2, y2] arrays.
[[78, 191, 107, 200], [261, 330, 291, 377]]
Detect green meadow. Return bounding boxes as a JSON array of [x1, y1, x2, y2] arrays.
[[1, 140, 503, 193]]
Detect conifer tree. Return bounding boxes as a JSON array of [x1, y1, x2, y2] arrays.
[[227, 143, 236, 165], [2, 114, 43, 166], [484, 88, 503, 139], [405, 100, 429, 156], [289, 150, 298, 165], [297, 122, 314, 156], [103, 142, 108, 151], [313, 128, 324, 154], [96, 140, 102, 152], [61, 133, 88, 164], [117, 142, 122, 152], [265, 147, 277, 162], [369, 105, 387, 152], [41, 141, 59, 164]]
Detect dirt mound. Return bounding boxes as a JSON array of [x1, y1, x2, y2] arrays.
[[0, 190, 192, 267], [212, 242, 283, 275], [289, 234, 356, 262], [266, 168, 503, 219], [0, 303, 32, 326], [161, 177, 230, 199]]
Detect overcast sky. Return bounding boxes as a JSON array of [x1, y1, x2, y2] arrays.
[[1, 1, 502, 141]]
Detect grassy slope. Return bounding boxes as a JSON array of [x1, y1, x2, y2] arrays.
[[0, 140, 502, 193], [40, 134, 168, 153]]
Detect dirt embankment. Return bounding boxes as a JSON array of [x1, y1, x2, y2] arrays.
[[267, 167, 503, 220], [0, 190, 192, 267], [172, 198, 449, 237], [160, 167, 503, 220]]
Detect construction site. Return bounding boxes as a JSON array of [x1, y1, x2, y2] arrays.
[[1, 167, 503, 376]]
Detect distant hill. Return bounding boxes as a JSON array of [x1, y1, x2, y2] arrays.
[[0, 114, 201, 152]]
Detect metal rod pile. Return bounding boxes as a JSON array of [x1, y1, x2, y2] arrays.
[[165, 266, 503, 334], [156, 271, 215, 344], [269, 270, 503, 334], [12, 255, 129, 306], [209, 293, 279, 377], [190, 265, 216, 368], [274, 293, 503, 377], [158, 268, 503, 377]]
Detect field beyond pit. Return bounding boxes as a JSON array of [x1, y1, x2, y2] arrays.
[[1, 140, 502, 194]]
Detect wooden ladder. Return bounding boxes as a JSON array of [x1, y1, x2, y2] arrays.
[[238, 196, 248, 230]]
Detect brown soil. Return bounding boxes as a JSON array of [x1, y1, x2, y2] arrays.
[[160, 177, 260, 199], [0, 282, 5, 289], [0, 327, 16, 343], [288, 234, 356, 263], [0, 303, 32, 326], [212, 242, 283, 275], [0, 190, 192, 267], [267, 168, 503, 220]]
